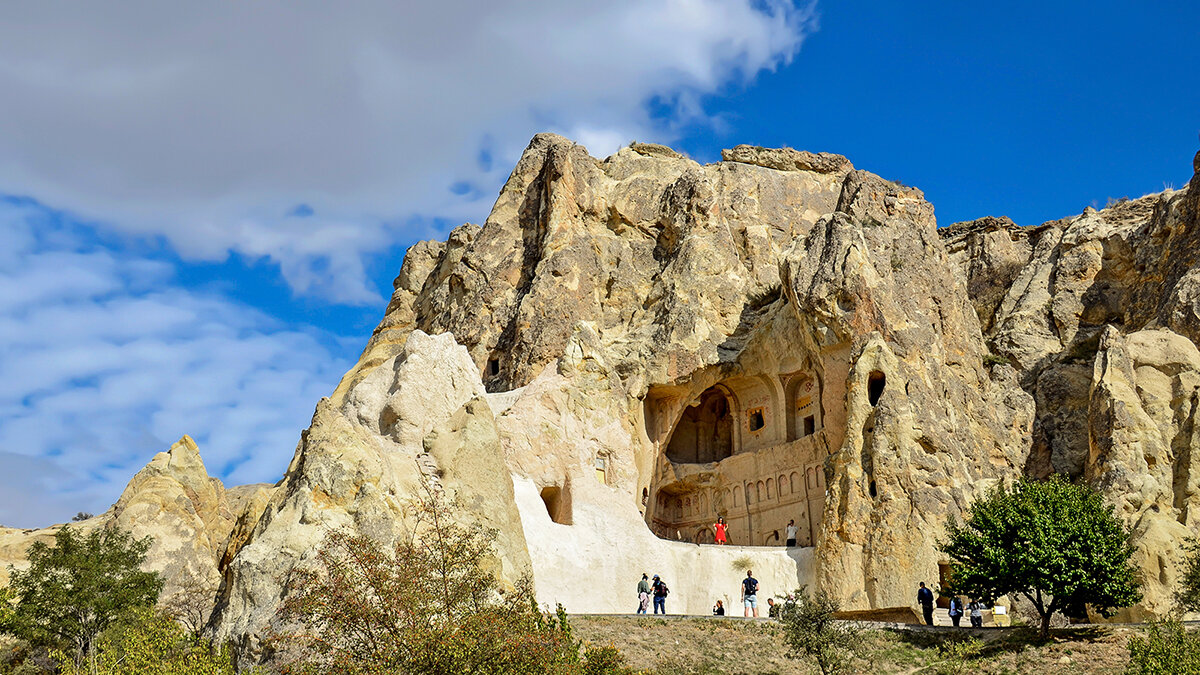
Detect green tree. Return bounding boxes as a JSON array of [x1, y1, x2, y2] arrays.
[[942, 476, 1141, 636], [53, 608, 239, 675], [1176, 537, 1200, 613], [274, 489, 625, 675], [2, 526, 162, 670], [778, 587, 860, 675]]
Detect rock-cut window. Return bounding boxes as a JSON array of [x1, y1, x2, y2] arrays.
[[748, 408, 765, 432]]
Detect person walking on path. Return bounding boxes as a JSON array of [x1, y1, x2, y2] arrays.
[[652, 574, 669, 615], [968, 599, 983, 628], [714, 516, 728, 545], [916, 582, 935, 626], [636, 573, 651, 614], [947, 595, 963, 627], [742, 570, 760, 618], [785, 519, 798, 547]]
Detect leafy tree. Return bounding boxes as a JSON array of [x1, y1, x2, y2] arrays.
[[0, 585, 13, 628], [778, 587, 860, 675], [942, 475, 1141, 636], [274, 489, 626, 675], [2, 526, 162, 670], [1126, 618, 1200, 675], [53, 608, 240, 675], [1176, 537, 1200, 613]]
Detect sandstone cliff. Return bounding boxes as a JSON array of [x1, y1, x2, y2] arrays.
[[941, 149, 1200, 619], [5, 136, 1197, 649], [208, 132, 1037, 645]]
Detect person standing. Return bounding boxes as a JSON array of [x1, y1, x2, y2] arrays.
[[652, 574, 669, 615], [714, 516, 728, 545], [947, 595, 963, 627], [785, 519, 798, 547], [742, 570, 760, 618], [916, 582, 935, 626], [968, 598, 983, 628], [637, 573, 651, 614]]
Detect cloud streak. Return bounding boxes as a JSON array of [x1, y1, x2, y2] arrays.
[[0, 199, 351, 527], [0, 1, 815, 302]]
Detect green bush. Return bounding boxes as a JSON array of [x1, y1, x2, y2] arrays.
[[934, 636, 983, 675], [53, 608, 242, 675], [1176, 537, 1200, 613], [1127, 619, 1200, 675], [778, 587, 860, 675]]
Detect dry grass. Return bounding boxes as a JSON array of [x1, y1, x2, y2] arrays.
[[571, 615, 1138, 674]]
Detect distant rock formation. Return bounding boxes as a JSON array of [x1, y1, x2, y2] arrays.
[[4, 135, 1197, 654], [0, 436, 271, 627]]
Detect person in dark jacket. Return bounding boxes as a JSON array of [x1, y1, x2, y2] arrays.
[[652, 574, 669, 615], [712, 599, 725, 616], [916, 582, 935, 626]]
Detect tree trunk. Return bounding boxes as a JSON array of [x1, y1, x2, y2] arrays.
[[1040, 612, 1051, 637]]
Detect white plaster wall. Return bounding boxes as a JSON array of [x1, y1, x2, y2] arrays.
[[514, 475, 815, 615]]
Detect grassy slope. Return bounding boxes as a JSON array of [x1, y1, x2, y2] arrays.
[[572, 616, 1135, 674]]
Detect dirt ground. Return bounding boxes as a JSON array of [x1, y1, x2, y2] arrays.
[[571, 615, 1137, 674]]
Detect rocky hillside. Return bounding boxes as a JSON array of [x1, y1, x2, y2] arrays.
[[3, 136, 1197, 657], [942, 152, 1200, 619]]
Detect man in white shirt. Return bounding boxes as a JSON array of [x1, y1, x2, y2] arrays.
[[785, 519, 798, 547]]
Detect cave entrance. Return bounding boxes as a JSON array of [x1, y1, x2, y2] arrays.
[[665, 387, 734, 464], [867, 371, 886, 406], [540, 485, 571, 525]]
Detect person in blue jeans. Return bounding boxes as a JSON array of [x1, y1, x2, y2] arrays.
[[652, 574, 669, 614]]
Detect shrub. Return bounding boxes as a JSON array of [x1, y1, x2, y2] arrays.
[[1176, 537, 1200, 613], [942, 475, 1141, 636], [1127, 618, 1200, 674], [778, 587, 860, 675], [934, 636, 983, 675], [53, 608, 240, 675], [274, 489, 630, 674]]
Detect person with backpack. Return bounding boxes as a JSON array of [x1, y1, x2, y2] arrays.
[[652, 574, 669, 614], [742, 569, 759, 617], [637, 573, 651, 614], [947, 595, 964, 627]]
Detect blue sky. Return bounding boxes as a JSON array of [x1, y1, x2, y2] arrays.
[[1, 1, 1197, 527]]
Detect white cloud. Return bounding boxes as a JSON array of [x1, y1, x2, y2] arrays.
[[0, 201, 351, 527], [0, 1, 815, 303]]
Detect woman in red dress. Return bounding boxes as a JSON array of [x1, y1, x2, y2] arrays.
[[714, 516, 728, 545]]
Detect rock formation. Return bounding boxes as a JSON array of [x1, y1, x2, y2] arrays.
[[4, 136, 1198, 649], [941, 151, 1200, 619], [0, 436, 271, 627]]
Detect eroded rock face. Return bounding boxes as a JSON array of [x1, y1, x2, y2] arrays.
[[209, 331, 531, 649], [941, 148, 1200, 619]]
